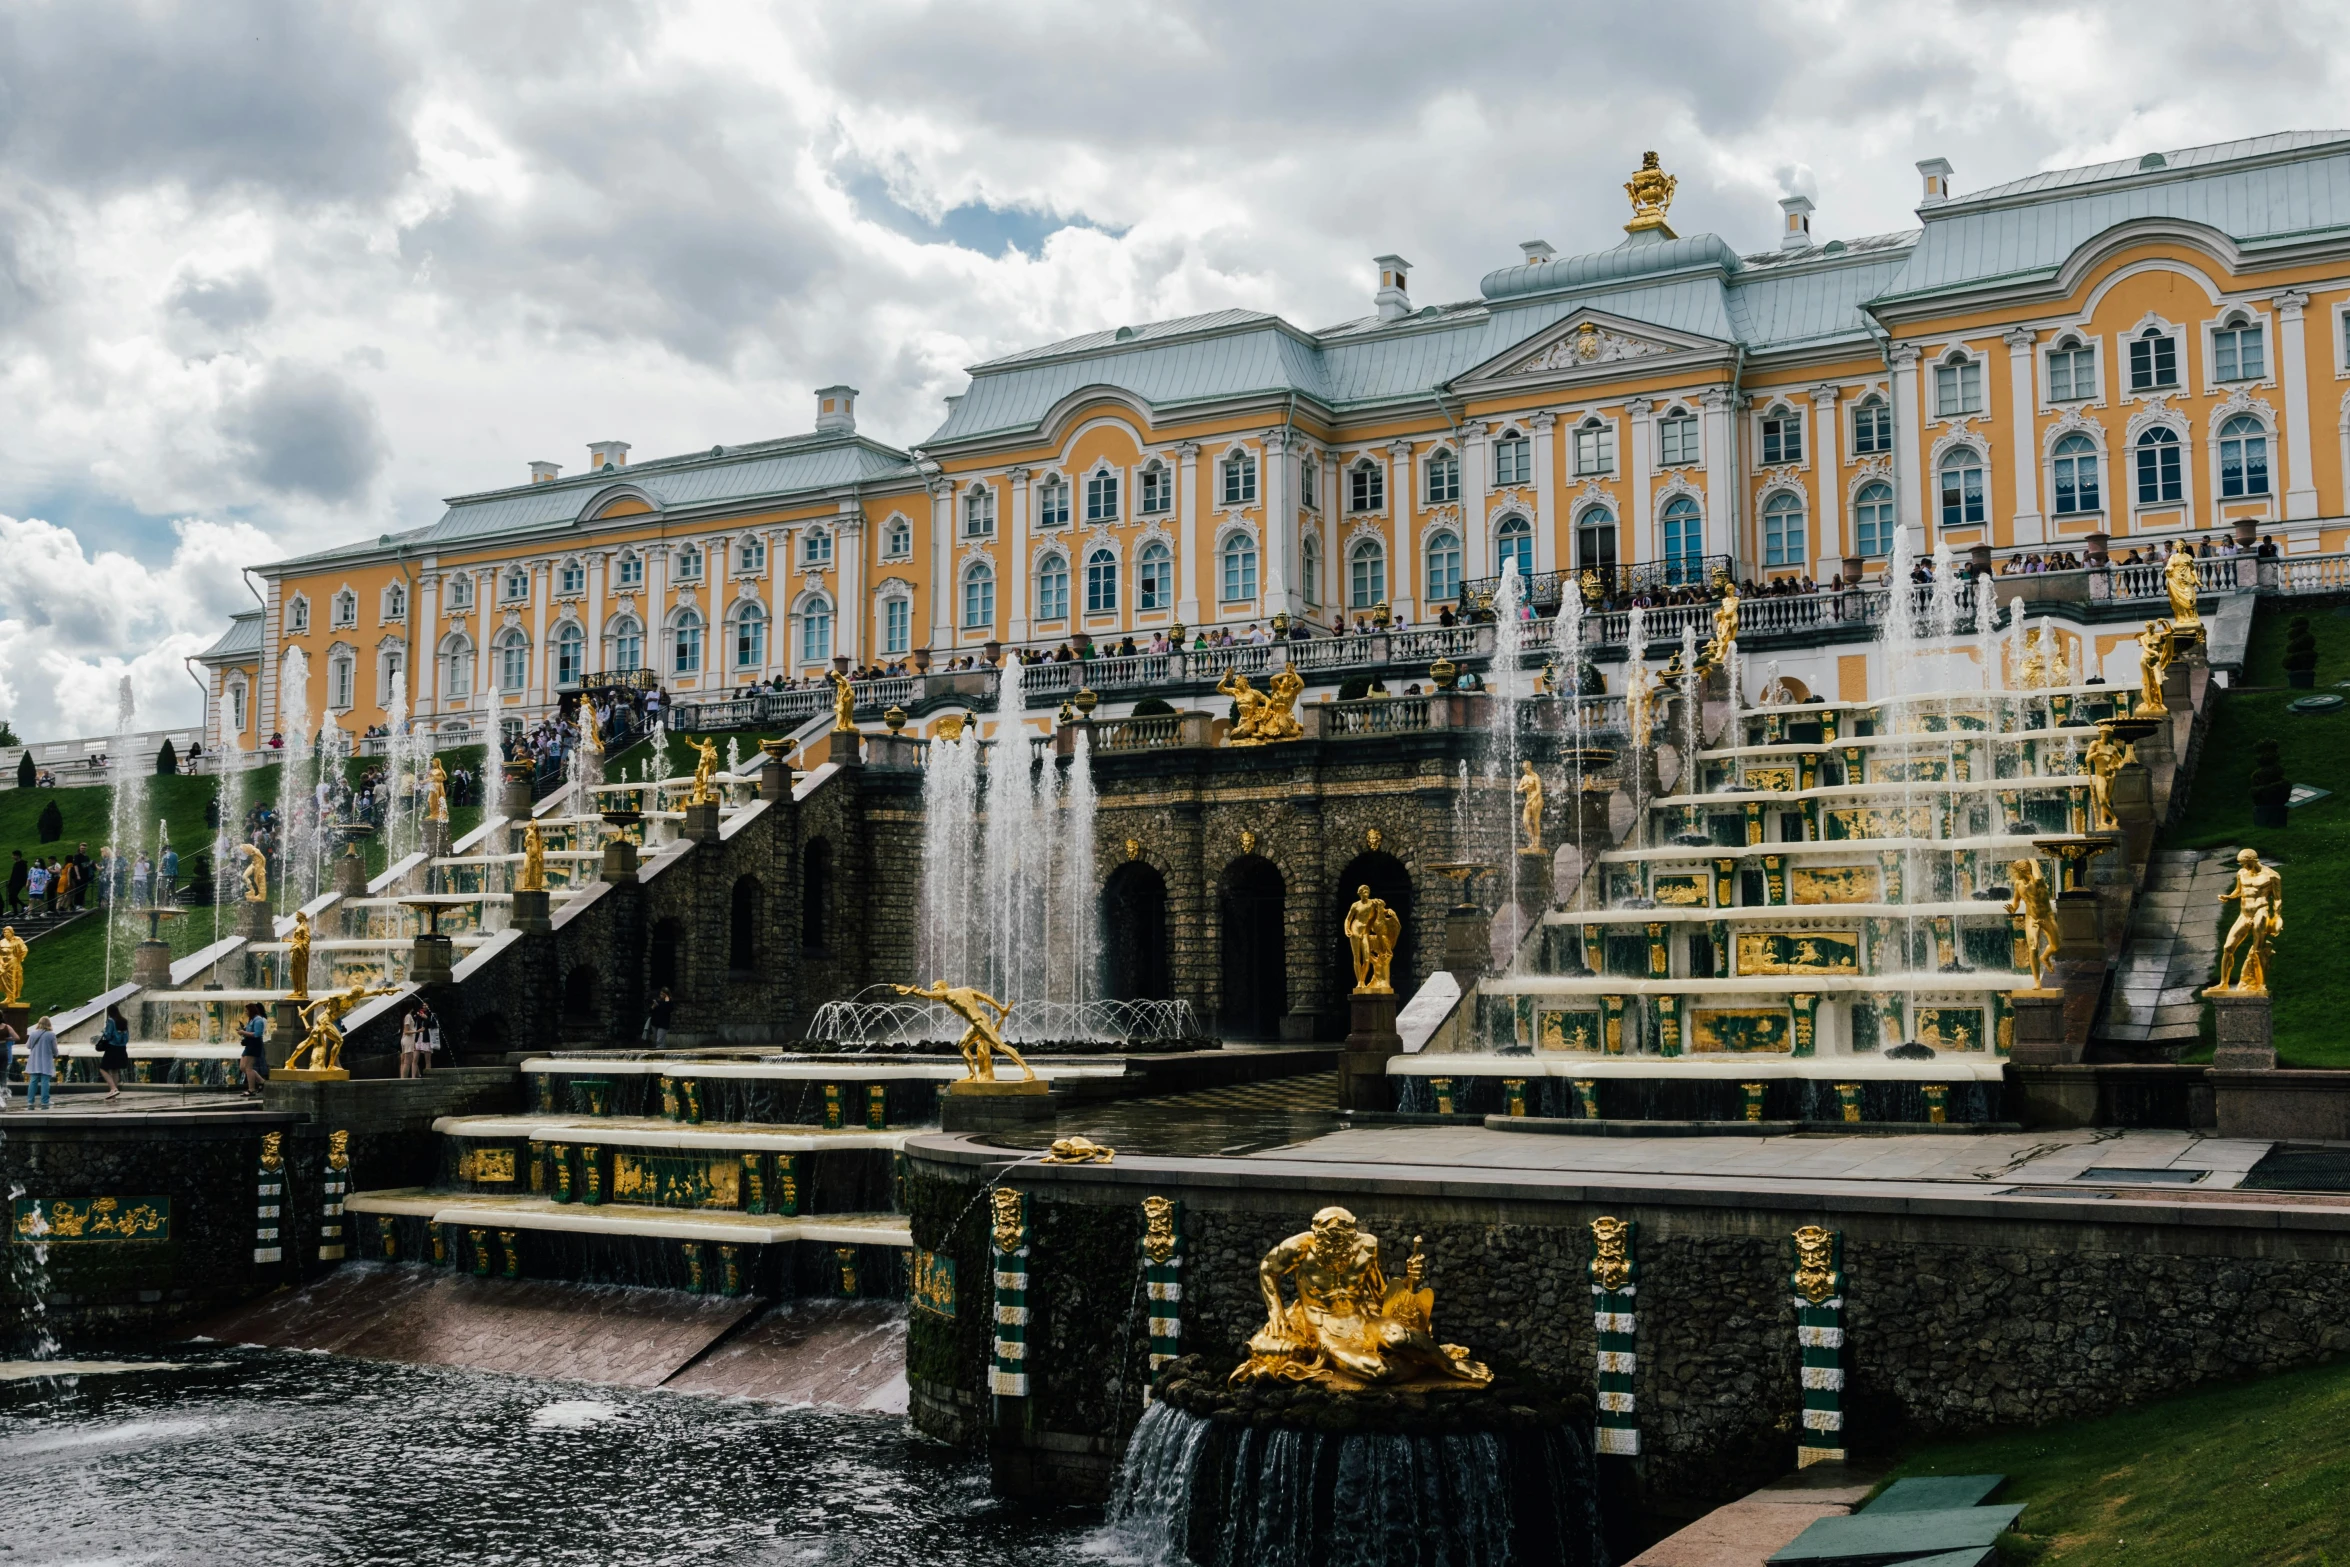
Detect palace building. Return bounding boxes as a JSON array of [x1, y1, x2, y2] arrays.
[[200, 130, 2350, 747]]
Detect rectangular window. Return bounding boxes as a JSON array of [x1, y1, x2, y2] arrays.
[[1853, 489, 1895, 557], [674, 549, 703, 582], [2052, 451, 2100, 515], [1424, 451, 1459, 503], [1493, 436, 1530, 486], [1040, 482, 1069, 529], [1085, 471, 1118, 522], [1139, 551, 1172, 610], [1349, 548, 1385, 609], [1852, 402, 1891, 455], [884, 598, 910, 655], [1940, 460, 1985, 528], [1573, 422, 1616, 475], [612, 558, 639, 590], [331, 660, 353, 709], [964, 488, 995, 537], [672, 625, 701, 675], [1221, 455, 1257, 506], [2128, 332, 2178, 391], [1140, 466, 1171, 514], [1221, 543, 1257, 602], [1659, 416, 1699, 466], [2213, 324, 2265, 382], [1348, 463, 1384, 513], [963, 573, 993, 629], [2047, 346, 2095, 402], [803, 531, 832, 566], [615, 627, 641, 673], [736, 617, 764, 669], [1933, 359, 1983, 416], [737, 539, 765, 574], [1299, 462, 1318, 511], [501, 641, 528, 690], [1759, 415, 1802, 466], [798, 609, 828, 665]]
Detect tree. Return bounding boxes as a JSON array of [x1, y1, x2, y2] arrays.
[[1131, 697, 1176, 717], [155, 738, 178, 775], [0, 719, 17, 746], [2250, 738, 2291, 829], [15, 751, 31, 790], [2283, 616, 2318, 690], [36, 799, 63, 843]]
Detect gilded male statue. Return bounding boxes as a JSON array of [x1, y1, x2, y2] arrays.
[[286, 910, 313, 1000], [2209, 848, 2283, 995], [1250, 668, 1306, 742], [1217, 669, 1272, 740], [2135, 621, 2172, 715], [238, 842, 269, 903], [688, 737, 721, 806], [1344, 885, 1401, 994], [1516, 759, 1546, 852], [1704, 584, 1740, 667], [577, 694, 604, 754], [2082, 728, 2121, 829], [1232, 1206, 1490, 1388], [895, 980, 1034, 1083], [519, 818, 547, 892], [2166, 539, 2202, 629], [2006, 858, 2059, 984], [0, 925, 27, 1007], [288, 982, 398, 1073]]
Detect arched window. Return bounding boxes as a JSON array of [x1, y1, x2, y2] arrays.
[[228, 676, 248, 734], [614, 553, 642, 589], [2051, 434, 2100, 515], [1852, 395, 1892, 455], [1086, 547, 1118, 613], [612, 617, 643, 674], [1853, 482, 1895, 557], [556, 560, 584, 596], [1575, 507, 1616, 570], [1424, 449, 1459, 504], [736, 537, 766, 574], [964, 485, 996, 537], [287, 595, 310, 633], [1220, 532, 1258, 602], [1425, 530, 1462, 602], [802, 528, 831, 567], [383, 583, 408, 619], [1139, 461, 1172, 515], [1085, 468, 1119, 523], [1493, 430, 1531, 486], [675, 544, 703, 581], [1661, 496, 1703, 583], [798, 598, 830, 665], [1300, 534, 1322, 608], [332, 589, 357, 628], [1348, 538, 1387, 608], [2135, 427, 2183, 504], [497, 630, 529, 692], [1761, 492, 1806, 567], [555, 623, 585, 687], [1349, 458, 1385, 513], [1496, 515, 1533, 581], [1039, 477, 1070, 529], [1219, 451, 1257, 506], [2219, 414, 2270, 498], [1939, 447, 1985, 527], [962, 562, 995, 630], [671, 609, 704, 676], [734, 604, 766, 670], [1036, 552, 1069, 621], [884, 517, 912, 558], [440, 633, 474, 697], [1138, 541, 1173, 611]]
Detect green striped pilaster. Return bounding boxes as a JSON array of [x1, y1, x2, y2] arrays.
[[990, 1189, 1030, 1398], [1791, 1226, 1846, 1467], [1141, 1197, 1182, 1387], [253, 1142, 285, 1266], [1589, 1217, 1639, 1457]]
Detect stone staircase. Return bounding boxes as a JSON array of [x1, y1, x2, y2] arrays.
[[2095, 848, 2236, 1056]]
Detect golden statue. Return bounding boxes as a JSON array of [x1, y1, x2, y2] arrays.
[[687, 736, 721, 806], [829, 670, 857, 733], [287, 910, 313, 1000], [0, 925, 26, 1008], [577, 694, 604, 753], [519, 818, 547, 892], [2166, 540, 2203, 629], [287, 982, 397, 1073], [1702, 585, 1740, 668], [2082, 728, 2121, 829], [1344, 884, 1401, 995], [894, 980, 1034, 1083], [1516, 759, 1546, 852], [1039, 1136, 1114, 1165], [2006, 858, 2059, 984], [1623, 150, 1678, 236], [426, 758, 450, 822], [935, 712, 967, 742], [1217, 668, 1273, 740], [1625, 662, 1656, 748], [1238, 668, 1306, 742], [1231, 1208, 1492, 1389], [2135, 620, 2173, 715], [238, 842, 268, 903], [2208, 848, 2283, 996]]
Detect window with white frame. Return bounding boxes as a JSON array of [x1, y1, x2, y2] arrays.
[[448, 575, 475, 610], [1299, 460, 1318, 511], [1039, 476, 1070, 528], [329, 652, 355, 709], [332, 589, 357, 628], [2219, 414, 2270, 497], [287, 595, 310, 633], [1933, 354, 1983, 416], [2047, 340, 2096, 402], [1853, 482, 1895, 558], [502, 568, 530, 602], [675, 544, 703, 580], [2051, 434, 2101, 515], [1036, 552, 1069, 621], [797, 598, 828, 665], [1761, 492, 1805, 566], [1425, 530, 1462, 601], [1349, 458, 1384, 513], [498, 631, 529, 691], [1659, 413, 1700, 466], [1493, 430, 1531, 486], [1085, 547, 1117, 613], [2128, 327, 2178, 392], [884, 517, 912, 559], [1085, 469, 1118, 523], [671, 610, 703, 675], [1852, 397, 1890, 455], [1424, 449, 1459, 503], [1661, 496, 1703, 582], [441, 634, 474, 696], [1760, 411, 1803, 465], [962, 563, 994, 629], [1573, 418, 1615, 476], [737, 538, 766, 574], [1138, 541, 1173, 610], [1348, 538, 1386, 609], [1140, 462, 1172, 515], [1495, 514, 1533, 580], [2135, 427, 2183, 504], [1576, 508, 1616, 569], [1301, 534, 1321, 607], [1220, 533, 1257, 601], [1220, 452, 1257, 506], [802, 529, 831, 567], [1938, 447, 1985, 527], [228, 679, 248, 733], [2213, 316, 2266, 382], [548, 559, 578, 596], [964, 485, 996, 537], [734, 605, 766, 670], [556, 623, 585, 686], [383, 583, 407, 619], [882, 597, 910, 655], [612, 618, 642, 673], [614, 554, 642, 590]]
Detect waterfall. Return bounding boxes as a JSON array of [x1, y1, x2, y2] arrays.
[[275, 647, 312, 912], [916, 720, 983, 989], [212, 697, 249, 946], [1056, 725, 1098, 1006], [1489, 562, 1526, 946], [103, 677, 144, 990]]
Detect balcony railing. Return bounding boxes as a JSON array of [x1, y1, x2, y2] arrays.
[[1461, 554, 1734, 615]]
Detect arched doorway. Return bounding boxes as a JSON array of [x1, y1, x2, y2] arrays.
[[1219, 856, 1287, 1039], [1101, 862, 1170, 1001], [1332, 852, 1414, 1006], [730, 875, 762, 973]]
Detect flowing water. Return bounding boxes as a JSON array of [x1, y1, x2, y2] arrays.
[[103, 677, 144, 990], [274, 647, 313, 913]]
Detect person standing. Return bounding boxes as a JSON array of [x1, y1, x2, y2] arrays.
[[72, 844, 92, 910], [399, 1004, 422, 1079], [24, 1016, 56, 1110], [159, 842, 179, 902], [0, 1016, 17, 1109], [237, 1003, 269, 1097], [645, 988, 674, 1046], [6, 851, 25, 917], [412, 1000, 439, 1073], [96, 1003, 131, 1101]]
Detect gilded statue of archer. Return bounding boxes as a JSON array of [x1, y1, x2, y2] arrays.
[[895, 980, 1034, 1083], [1231, 1207, 1491, 1389], [1344, 885, 1401, 995], [2208, 848, 2283, 996]]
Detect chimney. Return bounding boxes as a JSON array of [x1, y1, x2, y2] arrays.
[[1778, 194, 1815, 250], [1373, 254, 1413, 322], [815, 385, 859, 434], [528, 460, 561, 484], [1916, 157, 1954, 207], [587, 441, 630, 472], [1518, 240, 1556, 264]]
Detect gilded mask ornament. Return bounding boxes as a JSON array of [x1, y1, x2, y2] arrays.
[[990, 1187, 1026, 1254], [1365, 828, 1382, 851], [1590, 1217, 1632, 1292], [1792, 1225, 1839, 1304], [259, 1131, 285, 1171], [1240, 829, 1259, 856], [1142, 1196, 1178, 1264], [1126, 838, 1142, 862], [327, 1130, 351, 1171]]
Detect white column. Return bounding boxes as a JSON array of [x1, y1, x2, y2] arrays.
[[1626, 398, 1655, 566], [1388, 440, 1416, 624], [417, 573, 440, 710], [1701, 388, 1737, 569], [837, 505, 864, 664], [1530, 412, 1559, 575], [1808, 385, 1844, 564], [2276, 290, 2318, 519], [260, 583, 280, 737], [1006, 467, 1031, 646], [1889, 343, 1926, 554], [473, 569, 491, 726], [1262, 432, 1293, 615], [644, 550, 667, 687], [706, 539, 729, 684], [1323, 452, 1341, 625], [1172, 442, 1201, 626], [1462, 426, 1491, 581], [2002, 327, 2043, 546], [761, 532, 785, 677], [928, 480, 952, 652], [584, 557, 604, 683]]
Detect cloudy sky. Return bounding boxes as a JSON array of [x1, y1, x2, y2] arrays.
[[2, 0, 2345, 740]]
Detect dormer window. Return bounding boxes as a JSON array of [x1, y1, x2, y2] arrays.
[[1424, 448, 1460, 503], [1220, 452, 1257, 506], [1084, 468, 1119, 523], [1039, 476, 1070, 529], [1933, 352, 1983, 416], [557, 560, 585, 596], [287, 595, 310, 634], [884, 517, 912, 558], [1493, 430, 1531, 486], [675, 545, 703, 582], [501, 568, 530, 602], [1852, 396, 1892, 454], [615, 553, 643, 590], [1759, 411, 1802, 465], [1573, 417, 1615, 476], [382, 583, 407, 620], [1348, 457, 1385, 513], [802, 528, 832, 567], [737, 537, 766, 573], [1139, 462, 1172, 515], [331, 589, 357, 628], [964, 484, 996, 537], [2213, 314, 2265, 382], [2128, 327, 2178, 392]]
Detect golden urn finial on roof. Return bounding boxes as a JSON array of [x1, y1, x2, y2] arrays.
[[1625, 150, 1678, 237]]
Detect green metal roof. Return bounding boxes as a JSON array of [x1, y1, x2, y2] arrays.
[[196, 610, 263, 662]]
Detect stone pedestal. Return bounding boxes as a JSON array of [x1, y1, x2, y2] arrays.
[[2054, 892, 2103, 961], [131, 939, 173, 989], [237, 898, 276, 943], [1516, 847, 1553, 907], [863, 733, 920, 769], [758, 741, 794, 801], [819, 730, 863, 768], [268, 999, 304, 1069], [334, 850, 369, 897], [410, 932, 455, 987], [600, 839, 640, 884], [275, 1065, 350, 1082], [2008, 988, 2078, 1065], [2108, 763, 2156, 867], [1338, 990, 1403, 1111], [681, 801, 721, 844], [2209, 990, 2274, 1071], [1443, 905, 1494, 978], [422, 819, 452, 860], [510, 888, 552, 934], [498, 777, 534, 819], [938, 1077, 1054, 1133]]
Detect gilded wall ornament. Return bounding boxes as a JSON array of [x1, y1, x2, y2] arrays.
[[1040, 1136, 1114, 1165], [1792, 1225, 1839, 1304], [1141, 1196, 1178, 1264], [1240, 829, 1258, 855], [990, 1186, 1026, 1254], [327, 1130, 351, 1171], [260, 1131, 285, 1171], [1589, 1216, 1633, 1292], [1125, 838, 1142, 861], [1365, 828, 1382, 851]]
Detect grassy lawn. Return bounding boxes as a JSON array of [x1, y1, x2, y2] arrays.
[[1888, 1355, 2350, 1564], [2161, 597, 2350, 1066]]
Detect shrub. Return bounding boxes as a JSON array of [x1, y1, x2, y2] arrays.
[[1130, 697, 1176, 717], [14, 752, 31, 790], [155, 738, 177, 775], [36, 799, 63, 842], [1338, 675, 1373, 701], [2282, 616, 2318, 688]]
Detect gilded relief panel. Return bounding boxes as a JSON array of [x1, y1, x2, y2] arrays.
[[1734, 931, 1861, 976], [1691, 1008, 1792, 1053], [1790, 865, 1879, 905]]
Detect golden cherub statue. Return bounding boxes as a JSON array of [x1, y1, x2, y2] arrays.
[[426, 758, 450, 822], [287, 910, 313, 1000], [1344, 884, 1401, 995], [1217, 668, 1272, 741], [0, 925, 27, 1008], [2166, 539, 2203, 630], [829, 670, 857, 733], [519, 818, 547, 892], [287, 981, 397, 1073], [1231, 1207, 1492, 1389], [895, 980, 1034, 1083], [2007, 858, 2059, 985], [1516, 759, 1546, 852], [2082, 727, 2121, 829], [2208, 848, 2283, 996], [238, 842, 268, 903], [1624, 150, 1678, 234], [687, 736, 721, 806]]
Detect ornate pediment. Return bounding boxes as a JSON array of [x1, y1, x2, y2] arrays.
[[1503, 319, 1671, 377]]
